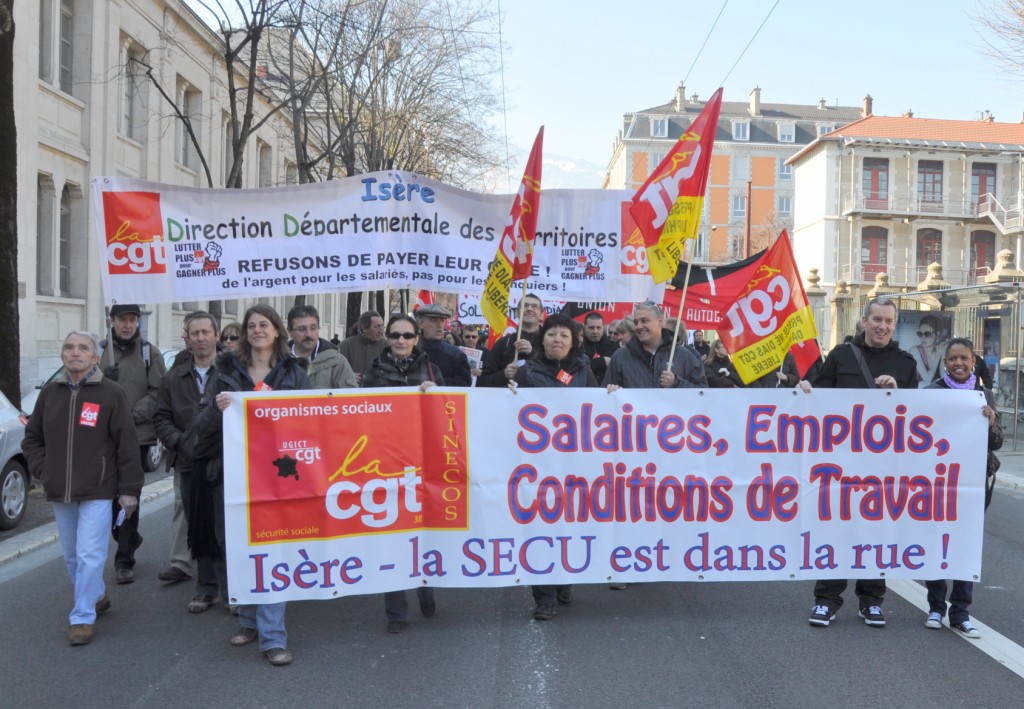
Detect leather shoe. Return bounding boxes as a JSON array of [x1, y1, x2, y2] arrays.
[[116, 568, 134, 584], [264, 647, 293, 666], [95, 595, 111, 615], [229, 627, 259, 646], [188, 594, 220, 614], [68, 624, 94, 646], [158, 566, 192, 584], [419, 595, 436, 618]]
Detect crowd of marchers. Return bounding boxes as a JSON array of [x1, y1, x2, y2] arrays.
[[23, 293, 1000, 665]]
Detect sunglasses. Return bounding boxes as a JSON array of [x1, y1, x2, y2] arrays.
[[221, 335, 239, 342], [388, 332, 417, 340], [916, 331, 934, 338]]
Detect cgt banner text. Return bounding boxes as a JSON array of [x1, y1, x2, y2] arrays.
[[91, 173, 662, 305], [222, 388, 987, 604]]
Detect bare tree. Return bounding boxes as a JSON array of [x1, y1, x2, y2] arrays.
[[0, 0, 18, 404], [977, 0, 1024, 80]]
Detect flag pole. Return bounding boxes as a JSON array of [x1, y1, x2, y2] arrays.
[[667, 238, 696, 371], [516, 278, 528, 342]]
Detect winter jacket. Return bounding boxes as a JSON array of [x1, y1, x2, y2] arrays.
[[337, 334, 386, 377], [704, 354, 744, 388], [514, 352, 599, 389], [23, 367, 144, 503], [581, 334, 618, 384], [603, 329, 707, 389], [99, 329, 166, 445], [746, 352, 800, 389], [362, 348, 445, 389], [420, 339, 471, 386], [478, 329, 544, 387], [301, 338, 357, 390], [813, 333, 918, 390], [153, 352, 212, 475]]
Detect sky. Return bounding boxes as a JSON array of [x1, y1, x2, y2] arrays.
[[494, 0, 1024, 185]]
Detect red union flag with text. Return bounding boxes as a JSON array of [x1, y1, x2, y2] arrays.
[[629, 88, 722, 284], [716, 231, 818, 384], [102, 191, 167, 275], [482, 127, 544, 347]]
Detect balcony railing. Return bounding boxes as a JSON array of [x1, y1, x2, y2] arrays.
[[841, 191, 981, 219], [839, 263, 992, 287]]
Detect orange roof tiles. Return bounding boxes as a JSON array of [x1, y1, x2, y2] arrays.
[[822, 114, 1024, 143]]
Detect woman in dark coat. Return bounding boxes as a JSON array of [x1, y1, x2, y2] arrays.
[[361, 314, 443, 633], [704, 339, 744, 388], [924, 337, 1002, 639], [512, 313, 599, 619], [194, 304, 310, 666]]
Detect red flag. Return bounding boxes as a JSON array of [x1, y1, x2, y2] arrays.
[[715, 231, 819, 384], [659, 249, 770, 329], [629, 88, 723, 283], [413, 290, 434, 312], [482, 128, 544, 347], [789, 339, 823, 378]]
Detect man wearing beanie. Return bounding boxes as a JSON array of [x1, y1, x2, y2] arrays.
[[99, 304, 167, 583]]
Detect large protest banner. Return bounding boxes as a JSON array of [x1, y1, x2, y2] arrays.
[[92, 174, 662, 306], [222, 387, 986, 604]]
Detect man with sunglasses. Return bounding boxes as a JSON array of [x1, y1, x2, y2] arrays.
[[414, 303, 471, 386], [287, 305, 357, 390]]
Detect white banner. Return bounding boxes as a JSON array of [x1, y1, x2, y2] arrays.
[[91, 174, 662, 306], [222, 388, 987, 604]]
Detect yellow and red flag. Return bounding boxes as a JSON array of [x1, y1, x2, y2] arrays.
[[629, 88, 723, 284], [482, 127, 544, 347], [716, 231, 819, 384]]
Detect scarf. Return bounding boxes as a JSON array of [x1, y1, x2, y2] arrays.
[[942, 372, 977, 390]]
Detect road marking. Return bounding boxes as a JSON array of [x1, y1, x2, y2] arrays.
[[889, 578, 1024, 679]]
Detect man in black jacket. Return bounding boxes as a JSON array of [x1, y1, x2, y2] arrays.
[[801, 296, 919, 629], [478, 293, 545, 387], [415, 303, 471, 386], [154, 312, 226, 613], [581, 312, 618, 384]]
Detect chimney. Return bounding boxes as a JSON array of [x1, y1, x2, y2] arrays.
[[901, 109, 914, 118], [675, 82, 685, 112], [818, 98, 826, 110], [862, 94, 873, 118], [981, 110, 995, 123], [690, 93, 700, 104], [749, 86, 761, 117]]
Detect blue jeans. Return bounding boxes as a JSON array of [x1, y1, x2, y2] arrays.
[[53, 500, 111, 625], [238, 602, 287, 651]]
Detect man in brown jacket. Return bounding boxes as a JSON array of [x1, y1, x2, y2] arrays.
[[23, 331, 143, 645]]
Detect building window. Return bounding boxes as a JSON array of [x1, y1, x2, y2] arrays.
[[917, 160, 943, 211], [59, 186, 71, 294], [731, 194, 746, 219], [258, 141, 273, 187], [733, 156, 750, 182], [120, 44, 147, 142], [732, 121, 749, 141], [817, 124, 834, 137], [651, 117, 668, 138], [971, 162, 997, 206], [863, 157, 889, 209], [59, 1, 74, 94], [861, 226, 888, 280], [650, 152, 665, 171], [36, 175, 56, 296], [777, 123, 795, 143], [916, 228, 942, 275], [778, 160, 793, 181], [39, 0, 54, 82], [970, 230, 996, 279], [777, 196, 792, 217], [176, 80, 202, 171], [285, 161, 298, 185]]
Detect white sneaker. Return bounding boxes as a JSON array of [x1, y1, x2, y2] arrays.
[[951, 620, 981, 639], [925, 612, 942, 629]]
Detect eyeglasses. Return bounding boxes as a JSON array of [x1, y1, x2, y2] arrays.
[[221, 335, 239, 342], [916, 331, 935, 338], [388, 332, 417, 340]]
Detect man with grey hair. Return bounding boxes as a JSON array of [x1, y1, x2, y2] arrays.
[[338, 310, 385, 384], [801, 295, 918, 628], [23, 331, 143, 645], [604, 301, 706, 391]]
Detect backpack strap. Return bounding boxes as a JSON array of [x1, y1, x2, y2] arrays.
[[847, 343, 878, 389]]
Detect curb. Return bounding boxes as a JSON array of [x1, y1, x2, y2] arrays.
[[0, 477, 176, 567]]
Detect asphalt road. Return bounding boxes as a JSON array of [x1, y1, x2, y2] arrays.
[[2, 468, 1024, 707]]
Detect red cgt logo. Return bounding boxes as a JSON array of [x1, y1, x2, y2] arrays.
[[102, 191, 167, 275], [79, 402, 100, 427]]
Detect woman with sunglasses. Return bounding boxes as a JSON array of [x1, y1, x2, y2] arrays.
[[910, 315, 944, 386], [193, 305, 310, 666], [361, 314, 442, 633], [219, 322, 242, 353], [923, 338, 1002, 638]]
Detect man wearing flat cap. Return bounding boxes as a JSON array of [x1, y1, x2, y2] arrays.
[[99, 304, 167, 583], [414, 303, 471, 386]]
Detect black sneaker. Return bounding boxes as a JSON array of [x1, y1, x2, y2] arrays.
[[858, 605, 886, 627], [808, 604, 836, 626], [533, 604, 555, 621], [556, 587, 574, 606]]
